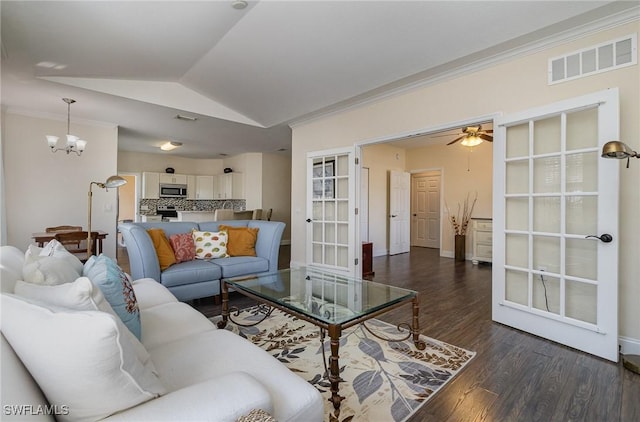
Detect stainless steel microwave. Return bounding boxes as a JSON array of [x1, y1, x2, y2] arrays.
[[159, 184, 187, 198]]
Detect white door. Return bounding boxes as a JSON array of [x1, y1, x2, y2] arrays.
[[411, 172, 441, 248], [389, 170, 410, 255], [493, 88, 620, 361], [306, 148, 358, 276]]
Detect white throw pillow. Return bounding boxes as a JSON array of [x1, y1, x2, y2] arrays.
[[0, 293, 165, 422], [22, 241, 83, 285], [40, 239, 84, 274], [14, 277, 151, 365]]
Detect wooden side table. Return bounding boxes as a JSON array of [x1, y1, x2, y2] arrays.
[[362, 241, 374, 280]]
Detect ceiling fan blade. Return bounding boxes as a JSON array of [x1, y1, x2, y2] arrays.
[[479, 134, 493, 142], [447, 135, 465, 145], [431, 132, 462, 138]]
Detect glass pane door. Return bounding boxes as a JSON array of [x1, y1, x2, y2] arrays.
[[494, 89, 620, 361], [307, 149, 355, 274]]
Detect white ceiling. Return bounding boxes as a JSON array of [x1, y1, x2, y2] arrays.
[[2, 1, 636, 158]]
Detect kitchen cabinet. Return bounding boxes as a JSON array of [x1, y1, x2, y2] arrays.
[[186, 175, 197, 200], [142, 172, 160, 199], [214, 173, 244, 199], [195, 175, 215, 200], [471, 218, 492, 265], [159, 173, 187, 185]]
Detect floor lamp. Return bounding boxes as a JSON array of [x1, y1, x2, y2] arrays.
[[87, 175, 127, 257], [601, 140, 639, 375]]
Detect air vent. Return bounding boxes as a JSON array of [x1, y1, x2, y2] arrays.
[[548, 34, 636, 85]]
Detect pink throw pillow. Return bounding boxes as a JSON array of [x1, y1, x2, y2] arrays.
[[169, 233, 196, 263]]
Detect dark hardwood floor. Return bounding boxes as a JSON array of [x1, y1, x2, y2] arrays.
[[118, 245, 640, 421]]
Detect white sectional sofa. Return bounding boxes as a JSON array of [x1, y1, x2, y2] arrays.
[[0, 245, 323, 421]]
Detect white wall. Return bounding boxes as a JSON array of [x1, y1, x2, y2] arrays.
[[291, 23, 640, 344], [3, 112, 119, 257], [262, 153, 292, 242]]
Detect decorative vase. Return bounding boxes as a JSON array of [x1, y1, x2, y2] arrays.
[[455, 234, 466, 261]]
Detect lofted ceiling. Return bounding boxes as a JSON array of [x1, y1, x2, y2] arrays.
[[1, 1, 636, 158]]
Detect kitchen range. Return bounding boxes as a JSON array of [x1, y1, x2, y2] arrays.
[[156, 205, 183, 221]]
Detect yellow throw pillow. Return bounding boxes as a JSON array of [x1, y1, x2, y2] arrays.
[[147, 228, 176, 271], [219, 225, 259, 257]]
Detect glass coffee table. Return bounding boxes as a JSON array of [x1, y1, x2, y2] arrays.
[[217, 267, 426, 409]]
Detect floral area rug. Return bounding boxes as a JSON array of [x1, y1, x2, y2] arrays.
[[211, 306, 475, 422]]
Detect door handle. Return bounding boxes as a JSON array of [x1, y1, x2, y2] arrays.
[[390, 214, 397, 218], [306, 218, 312, 223], [413, 213, 417, 217], [585, 233, 613, 243]]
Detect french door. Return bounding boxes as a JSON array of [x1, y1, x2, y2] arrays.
[[493, 88, 620, 361], [306, 148, 358, 276]]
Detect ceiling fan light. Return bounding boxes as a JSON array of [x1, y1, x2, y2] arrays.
[[461, 135, 483, 147]]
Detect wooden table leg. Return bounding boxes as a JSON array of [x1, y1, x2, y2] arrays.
[[412, 296, 426, 350], [328, 324, 344, 409], [216, 281, 230, 329]]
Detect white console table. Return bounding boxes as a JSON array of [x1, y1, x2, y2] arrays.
[[471, 218, 492, 265]]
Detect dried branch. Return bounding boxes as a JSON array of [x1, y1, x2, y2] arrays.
[[445, 192, 478, 236]]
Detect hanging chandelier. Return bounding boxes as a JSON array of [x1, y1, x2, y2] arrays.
[[46, 98, 87, 156]]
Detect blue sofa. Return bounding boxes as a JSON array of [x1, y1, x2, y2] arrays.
[[119, 220, 285, 301]]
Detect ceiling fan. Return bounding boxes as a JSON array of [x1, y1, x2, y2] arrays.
[[436, 125, 493, 146]]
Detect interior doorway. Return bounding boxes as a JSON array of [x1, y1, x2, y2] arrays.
[[117, 173, 138, 253], [411, 170, 441, 249]]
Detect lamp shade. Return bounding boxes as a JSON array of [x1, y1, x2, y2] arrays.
[[104, 175, 127, 189], [601, 141, 637, 159]]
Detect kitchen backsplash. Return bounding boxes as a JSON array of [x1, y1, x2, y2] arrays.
[[139, 198, 246, 216]]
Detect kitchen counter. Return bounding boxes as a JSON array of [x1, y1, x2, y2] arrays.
[[176, 211, 216, 222]]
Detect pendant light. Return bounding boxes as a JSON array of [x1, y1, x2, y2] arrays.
[[46, 98, 87, 156]]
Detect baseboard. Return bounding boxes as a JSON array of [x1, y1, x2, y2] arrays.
[[619, 335, 640, 355]]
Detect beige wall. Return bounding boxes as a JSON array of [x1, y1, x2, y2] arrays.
[[291, 23, 639, 344], [3, 112, 119, 257]]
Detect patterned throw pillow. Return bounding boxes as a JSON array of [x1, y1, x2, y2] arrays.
[[192, 231, 228, 259], [169, 233, 196, 263], [83, 254, 142, 339]]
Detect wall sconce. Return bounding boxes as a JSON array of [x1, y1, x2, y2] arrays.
[[601, 140, 638, 168], [87, 176, 127, 257]]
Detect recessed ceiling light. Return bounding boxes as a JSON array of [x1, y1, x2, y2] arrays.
[[160, 141, 183, 151], [231, 0, 248, 10], [219, 153, 228, 157]]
